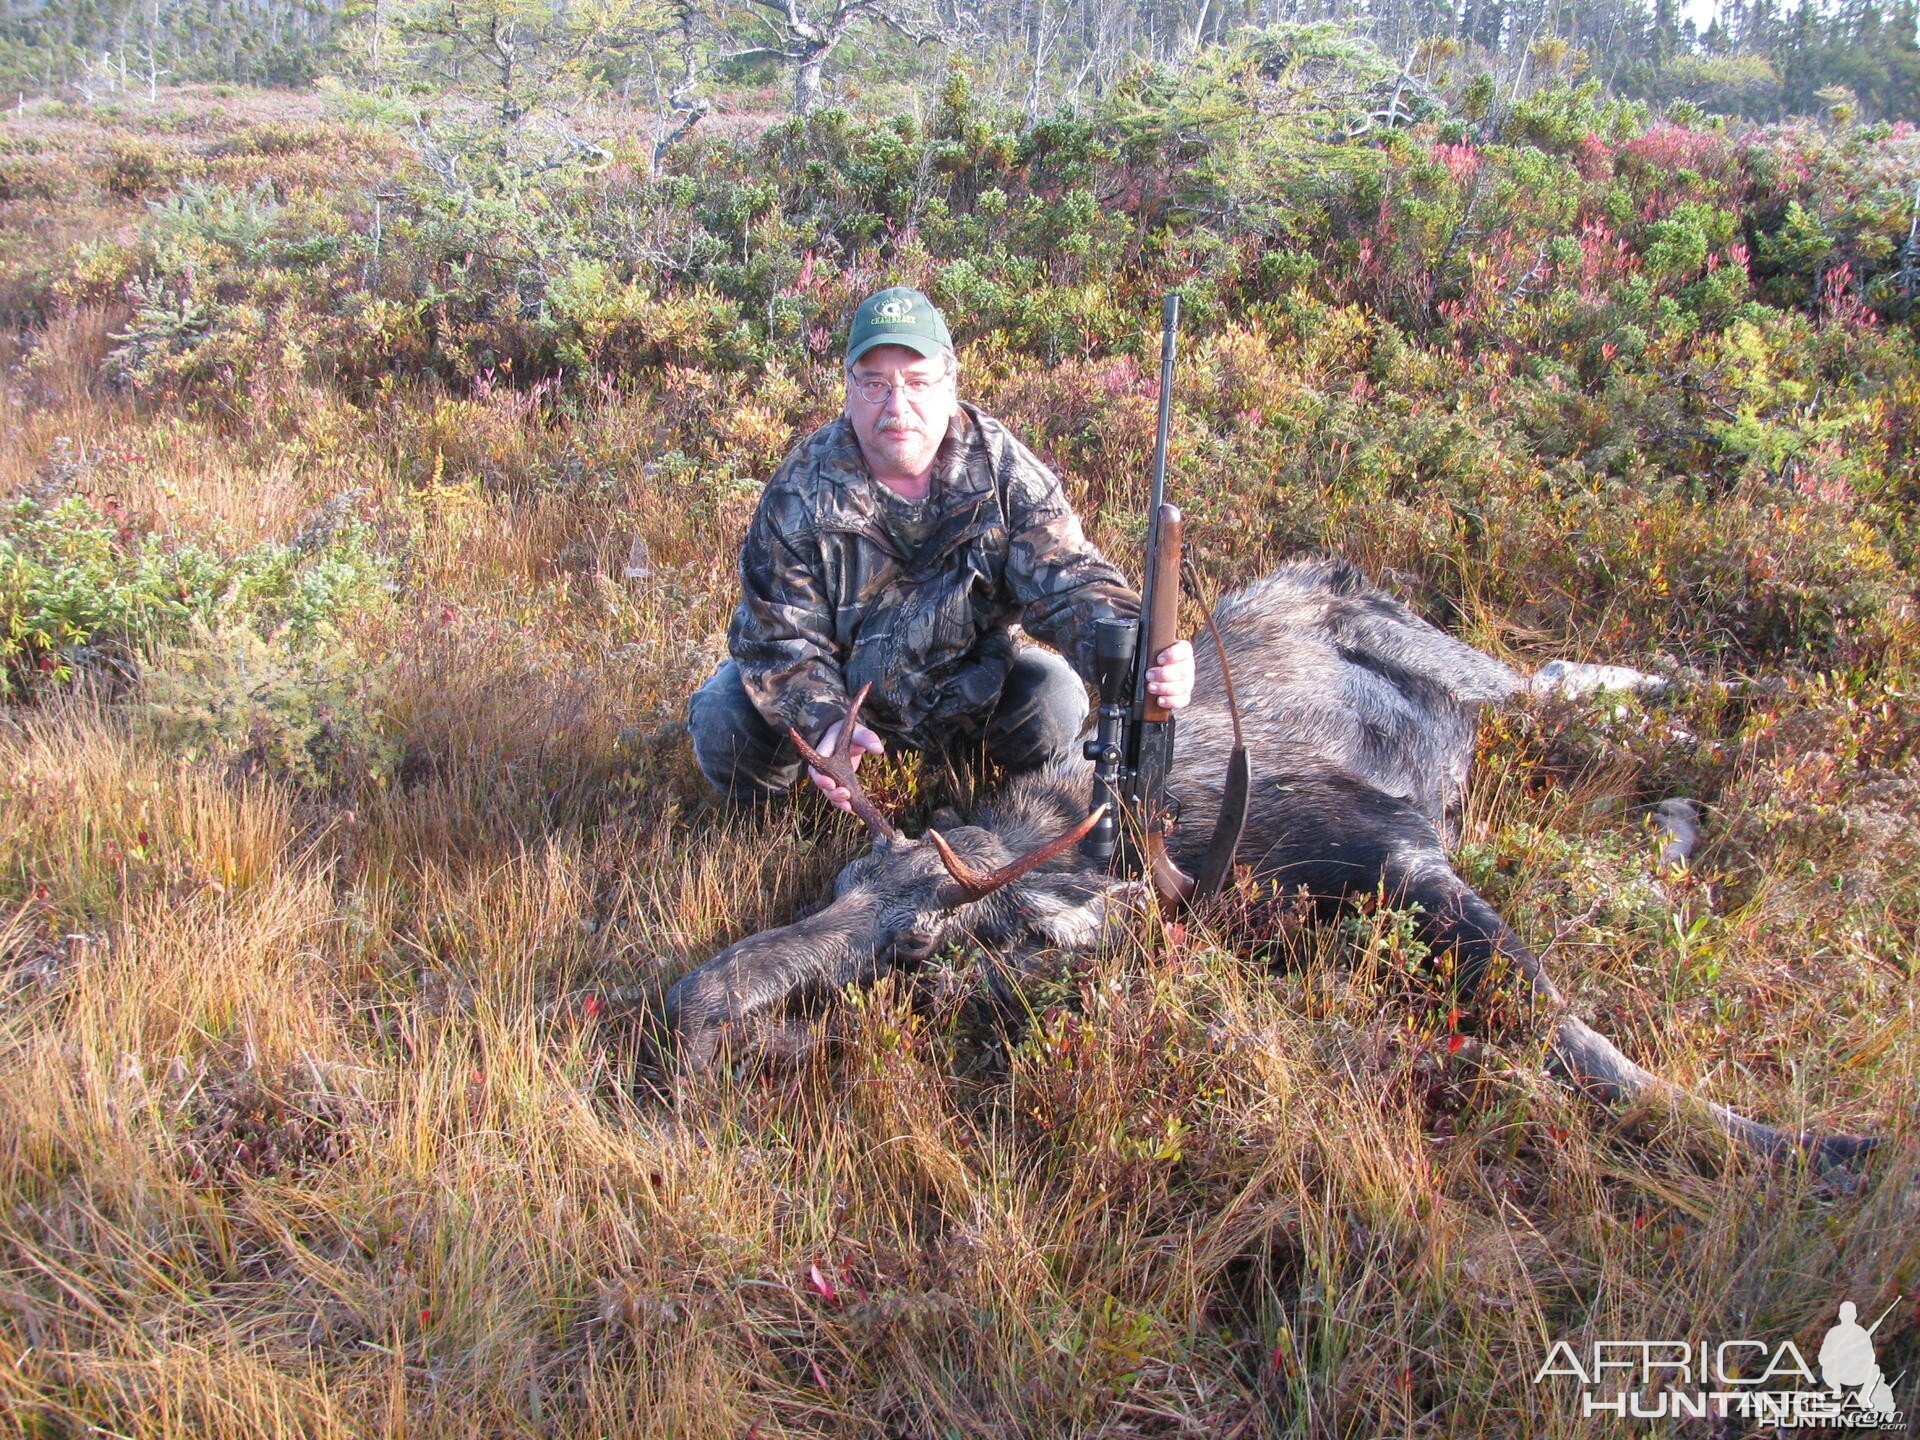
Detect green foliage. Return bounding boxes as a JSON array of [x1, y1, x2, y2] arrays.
[[225, 528, 396, 643], [141, 622, 400, 791], [99, 136, 184, 198], [146, 179, 286, 261], [106, 272, 219, 392], [0, 492, 226, 694], [1642, 202, 1737, 284], [0, 487, 393, 697], [1753, 199, 1835, 306], [1502, 80, 1647, 149], [542, 263, 749, 371], [100, 179, 359, 399], [26, 62, 1905, 415], [1101, 28, 1398, 231]]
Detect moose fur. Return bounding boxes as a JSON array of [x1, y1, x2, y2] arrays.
[[667, 559, 1876, 1168]]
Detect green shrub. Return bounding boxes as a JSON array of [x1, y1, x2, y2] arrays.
[[1753, 199, 1834, 306], [0, 492, 227, 695], [52, 238, 143, 309], [0, 151, 75, 202], [144, 179, 285, 264], [0, 488, 393, 697], [141, 623, 400, 792], [226, 531, 395, 644], [98, 136, 182, 199]]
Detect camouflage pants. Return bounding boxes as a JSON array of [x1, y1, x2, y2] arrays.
[[688, 647, 1089, 803]]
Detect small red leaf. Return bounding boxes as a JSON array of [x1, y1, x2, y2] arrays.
[[1446, 1033, 1465, 1056], [808, 1263, 837, 1303]]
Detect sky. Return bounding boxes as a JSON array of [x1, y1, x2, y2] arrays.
[[1680, 0, 1721, 30]]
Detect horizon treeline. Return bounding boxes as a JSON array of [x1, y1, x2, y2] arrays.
[[0, 0, 1916, 123]]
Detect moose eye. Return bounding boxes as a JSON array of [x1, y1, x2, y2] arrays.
[[887, 930, 940, 968]]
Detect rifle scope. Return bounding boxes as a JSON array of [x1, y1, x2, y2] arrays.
[[1081, 617, 1138, 862]]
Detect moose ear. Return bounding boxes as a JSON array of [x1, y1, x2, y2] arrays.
[[1017, 874, 1139, 951], [931, 806, 963, 830]]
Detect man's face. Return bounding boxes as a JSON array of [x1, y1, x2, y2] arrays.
[[844, 345, 958, 482]]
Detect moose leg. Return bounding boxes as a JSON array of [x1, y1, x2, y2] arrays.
[[1407, 870, 1879, 1169]]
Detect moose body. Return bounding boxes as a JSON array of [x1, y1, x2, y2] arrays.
[[668, 559, 1874, 1167]]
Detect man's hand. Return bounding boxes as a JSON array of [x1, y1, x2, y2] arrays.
[[1145, 639, 1195, 711], [807, 716, 885, 813]]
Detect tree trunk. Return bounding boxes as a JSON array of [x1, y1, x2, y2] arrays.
[[793, 46, 827, 114], [1022, 0, 1049, 123]]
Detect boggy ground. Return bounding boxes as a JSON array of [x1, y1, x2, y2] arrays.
[[0, 84, 1916, 1437]]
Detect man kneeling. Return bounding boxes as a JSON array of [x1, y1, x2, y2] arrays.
[[689, 286, 1193, 809]]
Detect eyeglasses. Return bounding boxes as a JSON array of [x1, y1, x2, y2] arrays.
[[847, 367, 952, 406]]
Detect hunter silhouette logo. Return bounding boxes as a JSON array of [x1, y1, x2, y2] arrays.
[[1820, 1302, 1900, 1417], [874, 298, 915, 322], [1533, 1297, 1907, 1427]]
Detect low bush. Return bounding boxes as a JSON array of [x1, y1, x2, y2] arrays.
[[0, 484, 393, 696], [0, 489, 228, 694], [142, 622, 400, 792]]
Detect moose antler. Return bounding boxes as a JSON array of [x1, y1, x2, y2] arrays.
[[789, 685, 899, 842], [1183, 560, 1251, 900], [929, 805, 1109, 905]]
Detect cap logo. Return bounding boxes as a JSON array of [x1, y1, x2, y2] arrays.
[[874, 298, 914, 322]]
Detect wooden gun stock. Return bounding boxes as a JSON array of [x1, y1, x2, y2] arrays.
[[1140, 504, 1183, 722]]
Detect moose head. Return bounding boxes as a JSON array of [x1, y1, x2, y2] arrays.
[[665, 685, 1133, 1070]]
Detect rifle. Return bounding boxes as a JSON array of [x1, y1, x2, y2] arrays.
[[1084, 295, 1250, 902]]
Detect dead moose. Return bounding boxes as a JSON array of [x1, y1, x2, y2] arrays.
[[667, 558, 1877, 1168]]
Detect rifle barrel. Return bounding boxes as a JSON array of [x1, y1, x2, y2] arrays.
[[1133, 293, 1181, 721], [1866, 1299, 1901, 1336], [1150, 293, 1179, 519]]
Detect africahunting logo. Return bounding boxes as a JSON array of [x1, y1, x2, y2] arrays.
[[1533, 1299, 1906, 1428], [874, 297, 916, 322]]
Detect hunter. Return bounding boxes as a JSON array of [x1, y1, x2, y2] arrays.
[[688, 286, 1195, 811]]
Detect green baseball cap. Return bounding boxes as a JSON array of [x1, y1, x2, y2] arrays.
[[844, 287, 953, 366]]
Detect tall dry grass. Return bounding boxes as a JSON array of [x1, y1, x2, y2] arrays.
[[1, 456, 1911, 1435]]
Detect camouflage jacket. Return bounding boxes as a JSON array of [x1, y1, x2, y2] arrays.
[[729, 402, 1139, 751]]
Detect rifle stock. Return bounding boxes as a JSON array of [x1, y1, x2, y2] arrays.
[[1139, 504, 1183, 725]]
